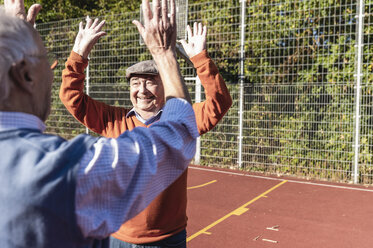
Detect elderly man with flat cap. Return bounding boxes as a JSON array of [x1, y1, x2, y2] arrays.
[[60, 17, 232, 247], [124, 60, 166, 125]]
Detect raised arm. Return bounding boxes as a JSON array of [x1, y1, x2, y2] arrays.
[[133, 0, 191, 104], [76, 0, 198, 238], [60, 17, 128, 137], [180, 23, 232, 134]]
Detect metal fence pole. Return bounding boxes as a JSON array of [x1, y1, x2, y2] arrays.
[[353, 0, 365, 184], [238, 0, 246, 169], [86, 56, 90, 135], [185, 76, 201, 164], [195, 76, 201, 165]]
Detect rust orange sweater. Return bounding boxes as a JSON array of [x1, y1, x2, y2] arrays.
[[60, 50, 232, 244]]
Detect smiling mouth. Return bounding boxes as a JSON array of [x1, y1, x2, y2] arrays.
[[138, 96, 155, 101]]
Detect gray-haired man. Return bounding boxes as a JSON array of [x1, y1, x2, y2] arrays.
[[0, 0, 198, 247]]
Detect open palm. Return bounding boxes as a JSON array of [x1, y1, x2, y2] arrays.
[[179, 22, 207, 58], [73, 17, 106, 59]]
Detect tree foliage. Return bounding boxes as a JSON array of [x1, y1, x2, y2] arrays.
[[21, 0, 141, 23]]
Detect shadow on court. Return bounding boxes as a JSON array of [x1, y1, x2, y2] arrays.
[[186, 165, 373, 248]]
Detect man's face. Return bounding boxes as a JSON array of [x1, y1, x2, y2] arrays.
[[129, 74, 165, 118]]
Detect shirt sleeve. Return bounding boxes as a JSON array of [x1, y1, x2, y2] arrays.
[[59, 51, 129, 136], [75, 98, 198, 239], [190, 50, 233, 135]]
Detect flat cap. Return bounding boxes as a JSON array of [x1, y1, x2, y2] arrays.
[[126, 60, 159, 80]]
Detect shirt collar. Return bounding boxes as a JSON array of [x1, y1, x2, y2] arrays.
[[0, 111, 46, 132], [126, 108, 163, 125]]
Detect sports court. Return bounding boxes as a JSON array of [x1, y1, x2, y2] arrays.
[[186, 165, 373, 248]]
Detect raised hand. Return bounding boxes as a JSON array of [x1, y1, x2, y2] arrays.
[[4, 0, 42, 26], [133, 0, 177, 57], [72, 16, 106, 59], [133, 0, 191, 104], [179, 22, 207, 58]]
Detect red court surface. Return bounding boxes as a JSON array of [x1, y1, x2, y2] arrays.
[[186, 165, 373, 248]]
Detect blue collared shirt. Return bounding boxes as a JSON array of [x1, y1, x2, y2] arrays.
[[0, 98, 198, 238]]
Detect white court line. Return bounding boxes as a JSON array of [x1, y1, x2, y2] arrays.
[[189, 166, 373, 193]]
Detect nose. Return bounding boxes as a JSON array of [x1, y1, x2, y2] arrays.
[[139, 82, 149, 93]]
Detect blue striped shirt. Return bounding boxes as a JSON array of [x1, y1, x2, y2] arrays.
[[0, 98, 198, 238]]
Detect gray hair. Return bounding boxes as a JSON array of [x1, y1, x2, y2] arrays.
[[0, 7, 40, 103]]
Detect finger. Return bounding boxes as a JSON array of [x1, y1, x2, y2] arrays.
[[4, 0, 11, 12], [142, 0, 152, 26], [133, 20, 145, 37], [193, 22, 197, 36], [95, 20, 106, 32], [10, 0, 26, 20], [94, 31, 107, 40], [169, 0, 176, 27], [198, 23, 203, 36], [186, 25, 192, 41], [91, 18, 100, 29], [153, 0, 160, 24], [85, 16, 93, 29], [26, 4, 42, 25], [161, 0, 168, 26], [79, 21, 84, 33], [202, 25, 207, 38], [179, 39, 188, 48], [4, 0, 17, 11], [15, 0, 25, 11], [176, 42, 193, 65]]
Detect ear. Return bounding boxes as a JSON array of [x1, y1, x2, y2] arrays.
[[8, 59, 34, 94]]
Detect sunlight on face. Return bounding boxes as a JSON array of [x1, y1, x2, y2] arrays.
[[129, 75, 165, 119]]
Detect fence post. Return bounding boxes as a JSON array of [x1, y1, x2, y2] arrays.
[[238, 0, 246, 169], [195, 76, 201, 165], [185, 76, 201, 164], [353, 0, 364, 184], [86, 56, 90, 134]]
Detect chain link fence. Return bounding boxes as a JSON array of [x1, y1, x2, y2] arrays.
[[38, 0, 373, 184]]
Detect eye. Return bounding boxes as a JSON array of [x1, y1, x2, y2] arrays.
[[146, 80, 157, 86], [131, 81, 140, 87]]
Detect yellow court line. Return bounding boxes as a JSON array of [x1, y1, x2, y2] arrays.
[[188, 180, 217, 190], [187, 180, 288, 242]]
